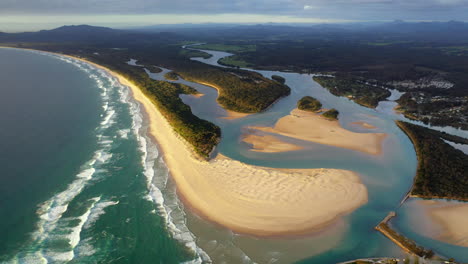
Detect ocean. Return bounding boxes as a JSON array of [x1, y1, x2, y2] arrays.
[[1, 47, 467, 264], [0, 48, 200, 263]]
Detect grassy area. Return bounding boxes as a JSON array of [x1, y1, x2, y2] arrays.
[[195, 43, 256, 52], [218, 56, 253, 68]]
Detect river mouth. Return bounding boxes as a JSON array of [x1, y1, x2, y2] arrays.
[[141, 45, 468, 263], [136, 47, 417, 263]]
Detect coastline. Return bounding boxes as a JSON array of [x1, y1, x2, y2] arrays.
[[250, 109, 387, 156], [417, 200, 468, 247], [112, 65, 369, 237], [13, 47, 369, 237], [242, 131, 304, 153], [75, 55, 368, 237], [189, 80, 253, 119]]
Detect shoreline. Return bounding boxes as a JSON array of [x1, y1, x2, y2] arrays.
[[190, 80, 253, 120], [242, 131, 304, 153], [250, 109, 387, 156], [115, 67, 369, 237], [416, 200, 468, 247], [16, 47, 369, 237]]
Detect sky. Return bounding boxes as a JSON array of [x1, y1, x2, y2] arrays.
[[0, 0, 467, 32]]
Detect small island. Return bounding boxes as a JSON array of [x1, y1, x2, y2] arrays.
[[297, 96, 322, 112], [271, 75, 286, 84], [322, 108, 340, 120], [164, 71, 179, 81], [313, 75, 390, 108]]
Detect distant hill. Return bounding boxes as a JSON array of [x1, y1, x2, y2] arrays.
[[0, 24, 181, 44], [130, 21, 468, 43]]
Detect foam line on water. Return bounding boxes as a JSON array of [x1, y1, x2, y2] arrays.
[[113, 71, 211, 263], [8, 52, 118, 264]]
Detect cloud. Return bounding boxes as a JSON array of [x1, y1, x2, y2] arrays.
[[0, 0, 467, 22]]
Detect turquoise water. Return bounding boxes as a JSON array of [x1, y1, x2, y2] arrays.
[[0, 49, 198, 263], [144, 47, 467, 263], [1, 47, 466, 264]]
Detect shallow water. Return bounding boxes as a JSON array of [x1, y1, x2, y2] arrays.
[[1, 46, 466, 264], [142, 47, 468, 263], [0, 49, 197, 263]]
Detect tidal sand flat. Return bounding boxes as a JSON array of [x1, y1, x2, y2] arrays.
[[93, 62, 369, 237], [421, 200, 468, 247], [251, 109, 387, 155], [242, 131, 304, 153], [350, 121, 378, 130]]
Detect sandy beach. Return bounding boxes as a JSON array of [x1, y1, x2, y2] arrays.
[[242, 130, 303, 153], [58, 54, 369, 237], [350, 121, 377, 130], [250, 109, 387, 155], [418, 200, 468, 247]]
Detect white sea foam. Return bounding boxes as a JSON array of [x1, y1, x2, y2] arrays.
[[117, 129, 131, 139], [7, 52, 121, 264], [116, 84, 211, 264], [19, 51, 211, 263], [83, 199, 119, 229], [68, 197, 101, 249]]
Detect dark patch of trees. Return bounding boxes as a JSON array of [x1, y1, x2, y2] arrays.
[[313, 75, 390, 108], [322, 109, 339, 120], [297, 96, 322, 112], [271, 75, 285, 84], [397, 121, 468, 200]]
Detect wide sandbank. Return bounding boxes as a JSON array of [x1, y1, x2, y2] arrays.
[[418, 200, 468, 247], [59, 53, 369, 237], [250, 109, 387, 155], [242, 130, 304, 153]]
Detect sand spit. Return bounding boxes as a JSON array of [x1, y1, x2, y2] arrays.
[[59, 54, 368, 237], [242, 131, 304, 153], [251, 109, 387, 156], [419, 200, 468, 247], [350, 121, 377, 130]]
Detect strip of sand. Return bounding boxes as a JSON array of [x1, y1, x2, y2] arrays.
[[54, 53, 368, 237], [242, 131, 303, 153], [191, 80, 252, 120], [350, 121, 377, 130], [251, 109, 387, 155], [419, 200, 468, 247]]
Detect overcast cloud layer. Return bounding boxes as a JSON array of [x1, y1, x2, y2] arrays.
[[1, 0, 467, 20], [0, 0, 467, 32]]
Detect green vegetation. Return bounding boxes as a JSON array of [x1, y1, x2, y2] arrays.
[[86, 55, 220, 159], [297, 96, 322, 112], [144, 65, 162, 73], [164, 71, 179, 81], [322, 108, 339, 120], [377, 222, 434, 258], [128, 46, 290, 113], [218, 56, 252, 68], [313, 75, 391, 108], [271, 75, 286, 84], [179, 48, 212, 59], [195, 44, 256, 52], [439, 45, 468, 56], [397, 121, 468, 200]]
